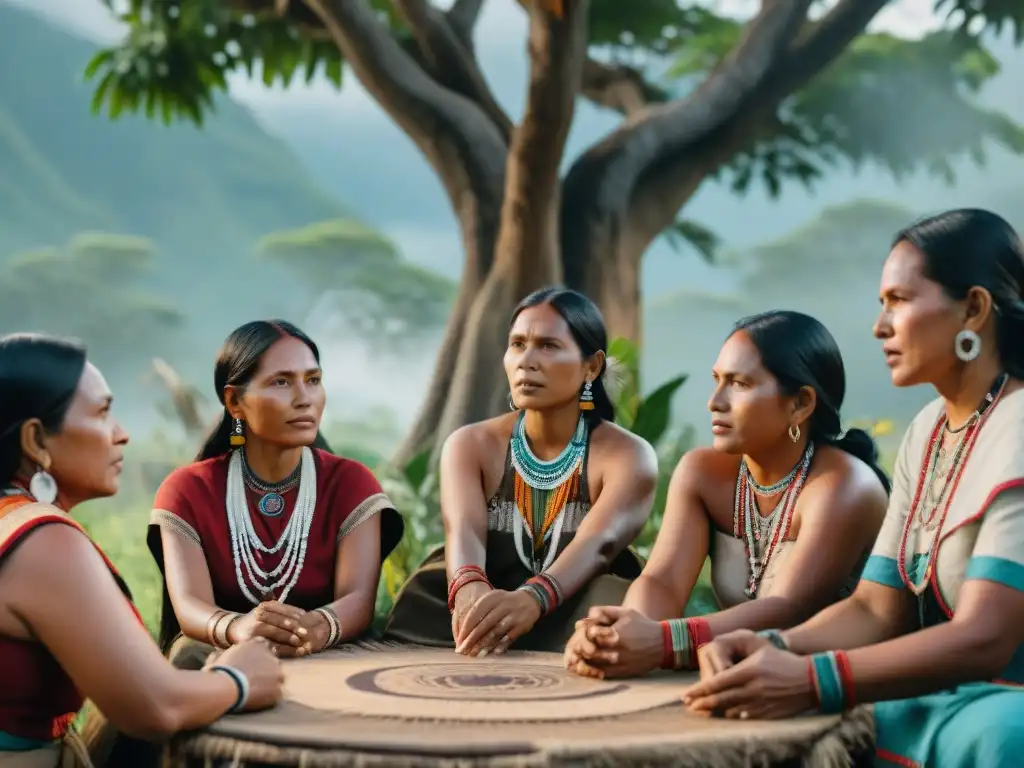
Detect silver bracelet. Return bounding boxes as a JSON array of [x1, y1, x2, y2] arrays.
[[314, 607, 342, 649]]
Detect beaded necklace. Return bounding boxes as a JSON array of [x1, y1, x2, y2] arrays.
[[510, 411, 588, 573], [225, 447, 317, 605], [241, 456, 301, 517], [733, 442, 815, 599], [897, 373, 1008, 597]]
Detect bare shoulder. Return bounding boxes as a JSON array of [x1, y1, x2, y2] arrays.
[[803, 445, 888, 517], [3, 519, 103, 600], [444, 414, 515, 460], [673, 445, 740, 482], [591, 420, 657, 476]]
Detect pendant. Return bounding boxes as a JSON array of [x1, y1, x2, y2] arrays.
[[258, 492, 285, 517]]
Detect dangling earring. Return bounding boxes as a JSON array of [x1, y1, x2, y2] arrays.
[[29, 467, 58, 505], [508, 394, 518, 412], [230, 418, 246, 447], [788, 424, 800, 443], [579, 380, 594, 411], [955, 329, 981, 362]]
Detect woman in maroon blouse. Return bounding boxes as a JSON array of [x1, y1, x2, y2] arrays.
[[148, 320, 404, 665]]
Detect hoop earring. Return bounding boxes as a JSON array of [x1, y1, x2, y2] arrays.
[[230, 418, 246, 447], [955, 329, 981, 362], [29, 468, 58, 505], [788, 424, 801, 443], [579, 380, 594, 411], [508, 394, 517, 412]]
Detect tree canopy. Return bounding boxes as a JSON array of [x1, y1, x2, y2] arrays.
[[257, 218, 456, 348], [84, 0, 1024, 462], [0, 232, 183, 373]]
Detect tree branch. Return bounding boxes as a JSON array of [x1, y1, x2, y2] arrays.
[[391, 0, 513, 142], [493, 0, 591, 285], [581, 59, 665, 117], [447, 0, 486, 45], [304, 0, 507, 279]]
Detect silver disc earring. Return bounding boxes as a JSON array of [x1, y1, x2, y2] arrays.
[[29, 469, 58, 505], [955, 330, 981, 362]]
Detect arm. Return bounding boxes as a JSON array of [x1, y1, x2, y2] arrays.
[[8, 525, 238, 740], [319, 510, 382, 641], [621, 450, 711, 618], [161, 531, 225, 645], [839, 486, 1024, 704], [703, 468, 888, 638], [439, 426, 489, 580], [546, 434, 658, 600], [781, 433, 918, 654]]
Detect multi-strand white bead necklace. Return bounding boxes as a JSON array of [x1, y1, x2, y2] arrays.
[[226, 447, 317, 605]]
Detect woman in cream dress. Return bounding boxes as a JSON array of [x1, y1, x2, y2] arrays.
[[565, 310, 890, 678], [687, 208, 1024, 767]]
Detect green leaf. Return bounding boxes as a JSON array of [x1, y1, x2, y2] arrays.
[[663, 219, 720, 263], [402, 449, 432, 494], [630, 375, 687, 446]]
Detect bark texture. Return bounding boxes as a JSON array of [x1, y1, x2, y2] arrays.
[[290, 0, 892, 465]]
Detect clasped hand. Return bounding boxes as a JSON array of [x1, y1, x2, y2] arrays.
[[564, 606, 664, 679], [683, 629, 816, 720], [452, 586, 542, 657], [230, 600, 332, 657]]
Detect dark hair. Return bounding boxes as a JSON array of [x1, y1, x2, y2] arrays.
[[510, 287, 615, 423], [731, 311, 891, 493], [0, 333, 88, 486], [893, 208, 1024, 378], [195, 319, 330, 461]]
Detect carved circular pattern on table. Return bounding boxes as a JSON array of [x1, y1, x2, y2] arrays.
[[282, 649, 687, 722]]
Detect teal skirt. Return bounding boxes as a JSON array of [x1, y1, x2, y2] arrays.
[[875, 682, 1024, 767]]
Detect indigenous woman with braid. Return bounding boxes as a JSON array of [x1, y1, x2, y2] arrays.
[[685, 209, 1024, 767], [149, 320, 404, 668], [384, 287, 658, 655], [0, 333, 281, 766], [564, 310, 891, 679]]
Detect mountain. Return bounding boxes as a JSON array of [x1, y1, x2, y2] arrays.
[[0, 1, 345, 302]]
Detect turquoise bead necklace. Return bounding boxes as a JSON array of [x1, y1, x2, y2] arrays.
[[510, 410, 588, 490]]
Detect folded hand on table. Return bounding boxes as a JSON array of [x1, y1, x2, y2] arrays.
[[564, 606, 664, 679], [454, 589, 542, 657], [683, 630, 815, 720]]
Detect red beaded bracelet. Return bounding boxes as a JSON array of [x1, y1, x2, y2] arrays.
[[660, 621, 675, 670], [447, 565, 490, 613], [834, 650, 856, 709]]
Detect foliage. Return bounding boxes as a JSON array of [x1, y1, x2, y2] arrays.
[[0, 234, 183, 374], [257, 219, 457, 349]]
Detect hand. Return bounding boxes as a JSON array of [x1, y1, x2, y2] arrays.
[[565, 607, 664, 679], [683, 644, 815, 721], [295, 610, 332, 655], [228, 601, 309, 657], [209, 637, 285, 712], [455, 589, 542, 657], [563, 618, 617, 678], [452, 581, 493, 643], [696, 629, 769, 680]]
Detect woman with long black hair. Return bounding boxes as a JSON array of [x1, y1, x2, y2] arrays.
[[384, 287, 658, 655], [149, 320, 404, 667]]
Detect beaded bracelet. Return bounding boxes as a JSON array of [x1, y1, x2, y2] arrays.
[[314, 606, 343, 650], [659, 617, 712, 669], [447, 565, 491, 613], [209, 664, 250, 713], [517, 573, 563, 616], [807, 650, 854, 714], [757, 628, 789, 651]]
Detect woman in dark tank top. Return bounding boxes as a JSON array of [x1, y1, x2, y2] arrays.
[[384, 288, 658, 655]]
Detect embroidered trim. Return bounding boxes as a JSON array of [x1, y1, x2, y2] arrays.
[[337, 493, 394, 542], [151, 508, 202, 547]]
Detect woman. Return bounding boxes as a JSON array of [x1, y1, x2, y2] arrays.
[[564, 310, 890, 679], [149, 320, 404, 666], [384, 287, 658, 655], [684, 209, 1024, 767], [0, 333, 281, 765]]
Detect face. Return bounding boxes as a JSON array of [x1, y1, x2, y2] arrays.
[[21, 362, 129, 506], [504, 304, 602, 412], [708, 332, 806, 455], [228, 336, 325, 447], [874, 241, 965, 388]]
